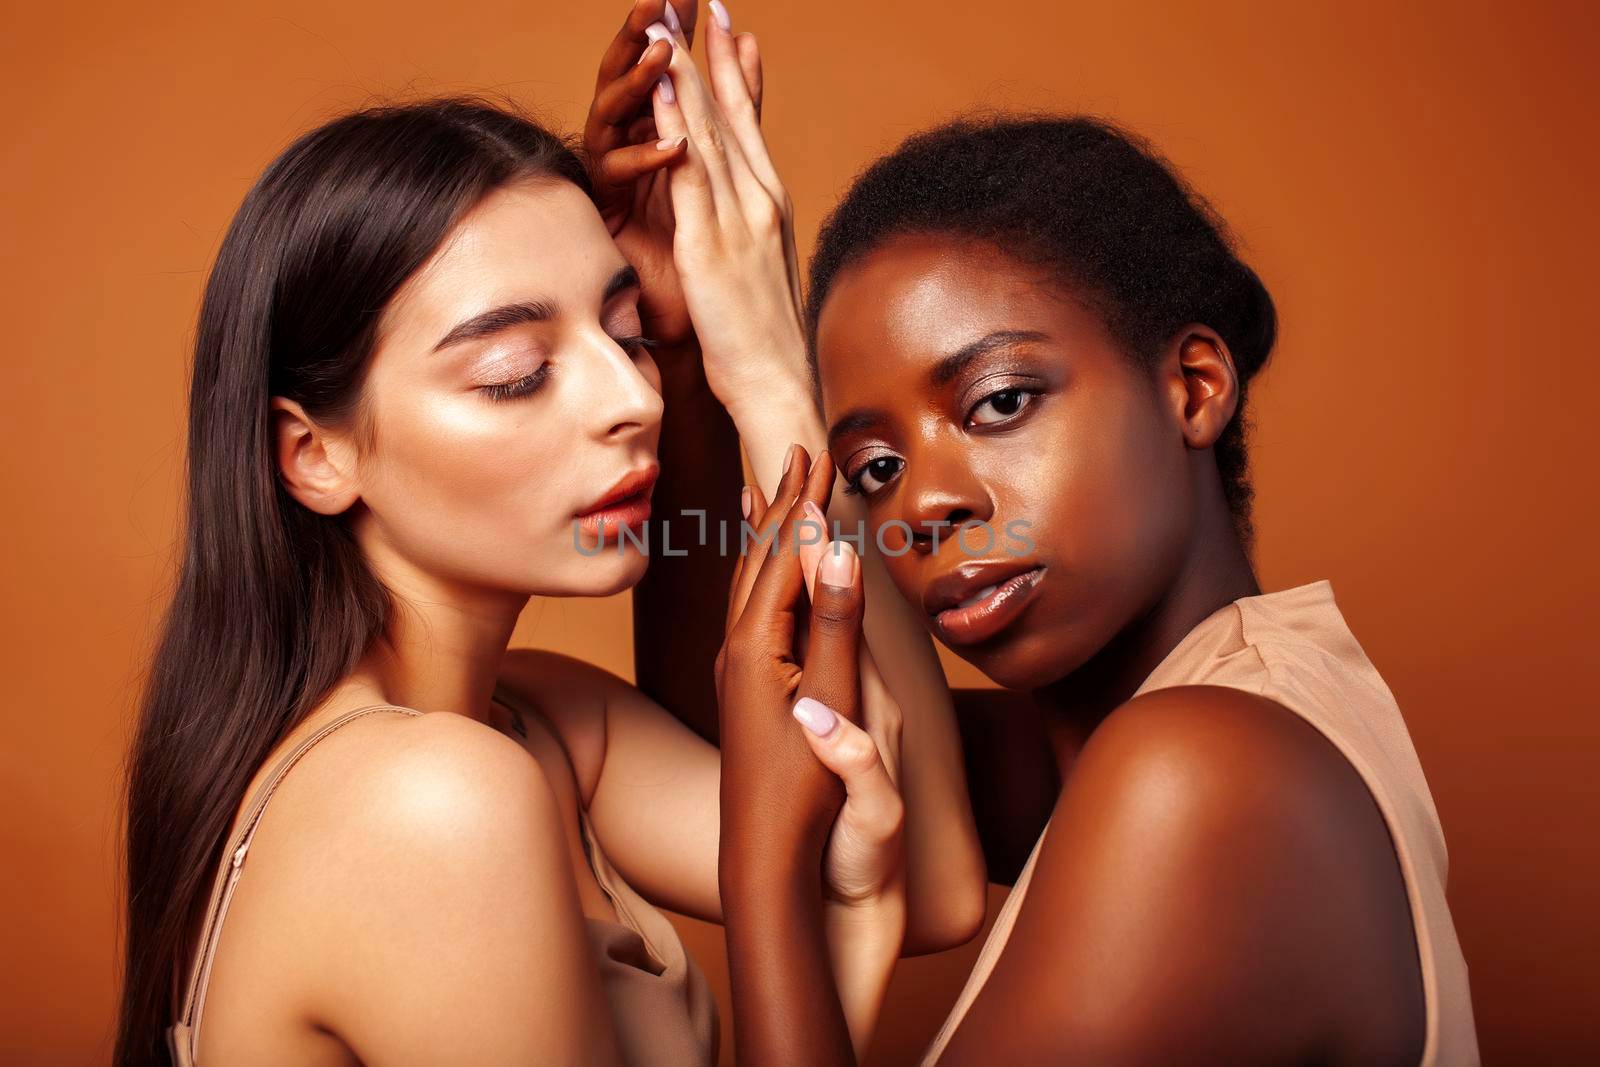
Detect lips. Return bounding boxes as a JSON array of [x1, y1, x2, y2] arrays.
[[922, 560, 1047, 647], [576, 464, 658, 541]]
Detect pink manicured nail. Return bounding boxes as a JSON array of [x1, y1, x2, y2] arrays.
[[710, 0, 731, 31], [644, 22, 673, 48], [656, 135, 685, 151], [740, 486, 752, 520], [792, 697, 839, 738], [818, 540, 858, 589], [656, 74, 676, 104], [662, 1, 682, 34]]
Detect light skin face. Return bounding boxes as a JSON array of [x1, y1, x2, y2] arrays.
[[817, 233, 1239, 691], [274, 176, 666, 603]]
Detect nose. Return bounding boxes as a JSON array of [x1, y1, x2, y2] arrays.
[[586, 331, 663, 440], [893, 442, 994, 557]]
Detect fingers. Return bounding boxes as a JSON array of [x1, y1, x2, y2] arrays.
[[735, 450, 836, 640], [592, 134, 687, 198], [595, 0, 671, 86], [590, 37, 673, 136], [736, 32, 763, 118], [793, 539, 864, 726], [725, 445, 808, 632], [791, 692, 900, 834], [700, 10, 787, 216]]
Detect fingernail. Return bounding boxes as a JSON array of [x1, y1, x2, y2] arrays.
[[792, 697, 839, 738], [644, 22, 673, 48], [803, 500, 825, 527], [818, 539, 858, 589], [740, 485, 752, 520], [656, 73, 676, 104], [662, 1, 682, 34], [783, 442, 797, 472], [655, 135, 685, 151], [710, 0, 732, 31]]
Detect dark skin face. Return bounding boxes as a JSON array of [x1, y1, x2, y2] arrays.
[[817, 233, 1247, 698], [813, 234, 1426, 1064]]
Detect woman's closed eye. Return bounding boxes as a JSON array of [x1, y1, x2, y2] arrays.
[[481, 362, 552, 402]]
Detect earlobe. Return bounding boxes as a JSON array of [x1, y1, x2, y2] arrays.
[[1171, 328, 1240, 450], [269, 396, 360, 515]]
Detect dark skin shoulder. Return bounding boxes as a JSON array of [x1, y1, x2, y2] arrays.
[[938, 684, 1426, 1067]]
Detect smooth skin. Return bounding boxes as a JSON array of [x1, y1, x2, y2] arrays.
[[721, 230, 1427, 1064], [185, 7, 986, 1066]]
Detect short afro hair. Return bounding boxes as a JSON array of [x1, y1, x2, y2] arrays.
[[805, 114, 1277, 546]]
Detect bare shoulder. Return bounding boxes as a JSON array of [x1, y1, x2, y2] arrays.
[[944, 685, 1425, 1064], [265, 710, 570, 897], [229, 710, 619, 1062], [499, 647, 630, 794]]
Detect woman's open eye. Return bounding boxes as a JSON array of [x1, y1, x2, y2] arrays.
[[845, 455, 904, 497], [968, 387, 1035, 427], [481, 363, 551, 402]]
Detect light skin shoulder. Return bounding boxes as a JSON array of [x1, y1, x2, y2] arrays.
[[939, 684, 1426, 1067], [200, 709, 625, 1066]]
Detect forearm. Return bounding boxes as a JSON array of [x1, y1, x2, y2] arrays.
[[722, 851, 855, 1067], [826, 893, 905, 1060], [632, 341, 743, 741], [729, 396, 987, 952]]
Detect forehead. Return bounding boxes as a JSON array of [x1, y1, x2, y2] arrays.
[[381, 177, 621, 340], [813, 234, 1103, 408]]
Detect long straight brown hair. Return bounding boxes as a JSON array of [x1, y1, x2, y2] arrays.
[[116, 96, 589, 1065]]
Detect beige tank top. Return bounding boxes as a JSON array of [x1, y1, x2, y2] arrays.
[[921, 580, 1479, 1066], [168, 688, 719, 1066]]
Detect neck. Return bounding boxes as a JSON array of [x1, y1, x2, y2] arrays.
[[1034, 486, 1258, 776], [334, 520, 529, 725]]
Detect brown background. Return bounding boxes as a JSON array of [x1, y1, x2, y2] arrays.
[[3, 0, 1596, 1062]]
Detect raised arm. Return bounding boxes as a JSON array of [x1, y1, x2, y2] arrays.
[[645, 0, 986, 952], [581, 0, 741, 740]]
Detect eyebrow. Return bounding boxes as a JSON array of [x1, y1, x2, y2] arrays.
[[827, 328, 1052, 443], [430, 264, 641, 353], [929, 329, 1050, 386]]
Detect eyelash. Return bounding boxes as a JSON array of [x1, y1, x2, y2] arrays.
[[479, 335, 658, 402], [841, 384, 1043, 496]]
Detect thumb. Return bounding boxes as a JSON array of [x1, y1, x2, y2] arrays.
[[796, 539, 863, 725], [791, 696, 902, 838]]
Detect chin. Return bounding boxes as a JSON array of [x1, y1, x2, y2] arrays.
[[946, 621, 1094, 692]]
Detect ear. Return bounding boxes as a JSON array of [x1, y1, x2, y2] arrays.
[[1157, 325, 1240, 450], [269, 396, 361, 515]]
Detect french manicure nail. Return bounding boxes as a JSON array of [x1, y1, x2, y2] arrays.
[[644, 22, 673, 47], [792, 696, 839, 738], [740, 486, 752, 520], [818, 540, 857, 589], [655, 135, 685, 151], [710, 0, 731, 31], [656, 73, 676, 104], [662, 0, 682, 33], [783, 442, 797, 472]]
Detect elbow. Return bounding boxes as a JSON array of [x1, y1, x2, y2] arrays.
[[904, 872, 988, 955]]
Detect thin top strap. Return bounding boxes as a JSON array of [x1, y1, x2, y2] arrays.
[[171, 703, 423, 1064]]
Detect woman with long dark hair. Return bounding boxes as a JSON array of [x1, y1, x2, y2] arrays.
[[706, 102, 1482, 1067], [115, 3, 986, 1063]]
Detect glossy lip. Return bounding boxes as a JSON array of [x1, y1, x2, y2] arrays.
[[578, 464, 660, 516], [575, 464, 659, 540], [923, 560, 1047, 647]]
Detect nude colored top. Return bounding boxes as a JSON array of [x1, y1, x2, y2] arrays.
[[168, 688, 719, 1066], [921, 580, 1479, 1066]]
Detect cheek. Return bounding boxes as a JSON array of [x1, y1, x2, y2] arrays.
[[1003, 382, 1190, 592], [358, 379, 584, 581]]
